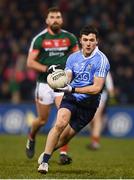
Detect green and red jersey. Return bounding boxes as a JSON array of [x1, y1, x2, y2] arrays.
[[29, 28, 78, 83]]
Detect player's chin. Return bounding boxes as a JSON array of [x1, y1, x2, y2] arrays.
[[85, 49, 92, 56], [51, 25, 61, 32]]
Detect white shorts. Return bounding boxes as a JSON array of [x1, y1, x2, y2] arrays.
[[35, 82, 64, 105]]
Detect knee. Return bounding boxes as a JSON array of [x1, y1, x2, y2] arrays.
[[54, 119, 68, 133], [54, 110, 70, 133]]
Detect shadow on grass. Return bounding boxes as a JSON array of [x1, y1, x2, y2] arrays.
[[50, 169, 96, 175]]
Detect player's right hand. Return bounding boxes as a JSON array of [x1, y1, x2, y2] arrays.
[[54, 84, 75, 93]]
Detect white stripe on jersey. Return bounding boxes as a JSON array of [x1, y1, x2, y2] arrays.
[[98, 50, 109, 77], [29, 29, 47, 52]]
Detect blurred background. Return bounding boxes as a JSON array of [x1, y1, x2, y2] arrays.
[[0, 0, 134, 137]]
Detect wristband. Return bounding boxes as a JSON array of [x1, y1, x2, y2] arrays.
[[72, 87, 75, 93]]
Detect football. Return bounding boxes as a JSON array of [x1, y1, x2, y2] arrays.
[[47, 69, 68, 89]]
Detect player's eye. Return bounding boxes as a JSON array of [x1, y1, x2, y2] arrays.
[[89, 38, 96, 42], [56, 16, 61, 19], [50, 16, 54, 19], [83, 38, 88, 42]]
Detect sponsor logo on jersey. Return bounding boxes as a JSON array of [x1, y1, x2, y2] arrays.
[[74, 72, 90, 82], [46, 47, 68, 51], [42, 38, 70, 49], [49, 52, 65, 57]]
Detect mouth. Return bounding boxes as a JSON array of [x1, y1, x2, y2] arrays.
[[53, 22, 60, 26], [86, 47, 91, 51], [51, 23, 61, 33]]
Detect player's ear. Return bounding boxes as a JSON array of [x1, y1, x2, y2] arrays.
[[46, 18, 48, 25], [96, 39, 99, 45]]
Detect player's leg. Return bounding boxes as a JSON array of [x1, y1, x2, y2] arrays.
[[88, 106, 104, 150], [38, 107, 71, 173], [55, 106, 97, 153], [37, 124, 76, 165], [88, 91, 107, 150], [56, 124, 76, 164], [38, 104, 97, 174], [43, 108, 71, 155], [26, 102, 51, 158], [26, 83, 53, 158], [55, 94, 71, 165], [55, 124, 76, 149]]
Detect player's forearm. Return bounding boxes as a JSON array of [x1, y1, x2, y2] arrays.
[[75, 84, 102, 95], [65, 70, 73, 83], [27, 60, 48, 72]]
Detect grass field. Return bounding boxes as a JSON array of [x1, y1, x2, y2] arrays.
[[0, 134, 134, 179]]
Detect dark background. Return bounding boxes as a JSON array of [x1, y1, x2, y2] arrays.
[[0, 0, 134, 105]]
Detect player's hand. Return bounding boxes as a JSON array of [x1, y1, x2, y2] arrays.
[[54, 84, 75, 93], [47, 64, 62, 74]]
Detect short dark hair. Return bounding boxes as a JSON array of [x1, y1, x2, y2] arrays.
[[80, 25, 99, 38], [46, 7, 61, 16]]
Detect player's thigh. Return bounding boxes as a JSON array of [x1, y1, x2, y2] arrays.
[[36, 100, 51, 120], [55, 108, 71, 128]]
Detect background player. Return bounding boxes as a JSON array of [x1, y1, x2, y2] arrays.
[[87, 72, 115, 150], [26, 7, 79, 164]]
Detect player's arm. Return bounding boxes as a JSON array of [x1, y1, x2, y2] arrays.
[[27, 50, 48, 72], [75, 76, 105, 95], [56, 76, 105, 94], [65, 70, 73, 83], [71, 45, 79, 53]]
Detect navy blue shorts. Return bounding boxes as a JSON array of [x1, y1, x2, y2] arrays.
[[60, 94, 97, 132]]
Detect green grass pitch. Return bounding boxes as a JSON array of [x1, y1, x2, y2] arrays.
[[0, 134, 134, 179]]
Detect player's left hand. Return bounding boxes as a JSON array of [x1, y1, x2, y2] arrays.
[[54, 84, 75, 93]]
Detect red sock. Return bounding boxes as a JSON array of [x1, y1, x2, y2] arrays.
[[59, 144, 68, 154], [29, 132, 35, 141], [91, 136, 100, 144]]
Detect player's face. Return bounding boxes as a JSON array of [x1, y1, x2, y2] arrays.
[[80, 34, 98, 57], [46, 12, 63, 33]]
